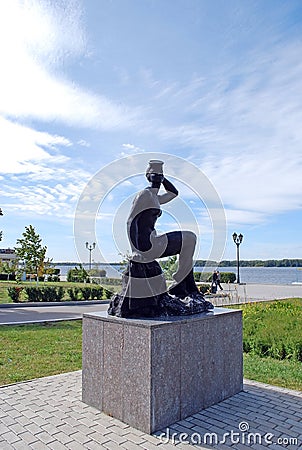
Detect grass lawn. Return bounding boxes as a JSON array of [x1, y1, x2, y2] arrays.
[[0, 299, 301, 390], [0, 321, 82, 385], [233, 298, 302, 390], [243, 353, 302, 391]]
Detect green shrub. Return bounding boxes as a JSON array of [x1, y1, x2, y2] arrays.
[[90, 286, 103, 299], [199, 272, 212, 282], [41, 286, 57, 302], [103, 288, 113, 299], [220, 272, 236, 283], [25, 287, 42, 302], [199, 284, 211, 294], [67, 287, 80, 301], [41, 286, 65, 302], [7, 286, 23, 302], [160, 256, 177, 280], [193, 272, 201, 282], [67, 265, 90, 283], [80, 287, 91, 300], [55, 286, 65, 301]]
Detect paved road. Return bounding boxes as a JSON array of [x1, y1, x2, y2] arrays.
[[0, 302, 109, 325], [218, 282, 302, 303], [0, 283, 301, 325]]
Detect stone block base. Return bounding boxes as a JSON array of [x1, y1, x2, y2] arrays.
[[82, 308, 243, 434]]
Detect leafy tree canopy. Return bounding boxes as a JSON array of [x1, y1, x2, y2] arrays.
[[15, 225, 47, 275]]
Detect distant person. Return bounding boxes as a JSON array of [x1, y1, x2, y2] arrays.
[[216, 270, 223, 290], [211, 270, 218, 293]]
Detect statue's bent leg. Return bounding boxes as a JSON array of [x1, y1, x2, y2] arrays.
[[173, 230, 196, 283], [160, 231, 198, 297]]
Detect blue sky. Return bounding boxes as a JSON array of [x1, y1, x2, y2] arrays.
[[0, 0, 302, 263]]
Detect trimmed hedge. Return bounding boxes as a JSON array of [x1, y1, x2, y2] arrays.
[[194, 271, 236, 283], [220, 272, 236, 283], [7, 285, 113, 303], [25, 286, 65, 302], [0, 273, 16, 281]]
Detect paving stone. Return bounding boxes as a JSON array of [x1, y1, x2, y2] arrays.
[[65, 441, 87, 450], [139, 441, 163, 449], [98, 424, 127, 436], [8, 423, 25, 435], [17, 431, 39, 445], [86, 432, 111, 445], [47, 441, 67, 450], [0, 423, 11, 435], [121, 441, 146, 450], [102, 441, 124, 450], [125, 432, 149, 445], [87, 423, 108, 435], [25, 423, 44, 436], [51, 432, 74, 445], [274, 424, 300, 437], [1, 416, 17, 427], [1, 371, 301, 450], [1, 431, 21, 444], [0, 442, 15, 450], [71, 431, 92, 445], [12, 441, 31, 449], [55, 423, 77, 436], [34, 431, 56, 445], [144, 434, 163, 445], [85, 440, 106, 449]]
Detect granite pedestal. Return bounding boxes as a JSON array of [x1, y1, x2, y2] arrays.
[[82, 308, 243, 434]]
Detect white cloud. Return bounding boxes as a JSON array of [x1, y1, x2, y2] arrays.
[[77, 139, 90, 147], [0, 117, 71, 174], [1, 177, 88, 220], [0, 0, 138, 130], [119, 143, 145, 157], [134, 38, 302, 225]]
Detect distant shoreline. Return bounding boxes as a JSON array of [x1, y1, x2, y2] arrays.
[[52, 259, 302, 268]]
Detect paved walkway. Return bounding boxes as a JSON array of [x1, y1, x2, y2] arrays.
[[0, 283, 301, 325], [205, 283, 302, 307], [0, 303, 109, 325], [0, 371, 301, 449]]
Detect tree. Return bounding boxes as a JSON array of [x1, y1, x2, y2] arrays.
[[1, 260, 18, 281], [15, 225, 47, 275], [67, 265, 90, 283], [160, 255, 178, 281]]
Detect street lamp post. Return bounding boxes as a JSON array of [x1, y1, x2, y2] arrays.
[[85, 242, 96, 270], [232, 232, 243, 284]]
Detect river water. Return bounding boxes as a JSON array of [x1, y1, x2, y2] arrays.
[[195, 266, 302, 284], [54, 264, 302, 285]]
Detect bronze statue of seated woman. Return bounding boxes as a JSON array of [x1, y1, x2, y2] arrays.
[[108, 159, 214, 317]]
